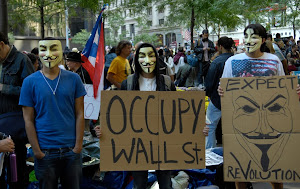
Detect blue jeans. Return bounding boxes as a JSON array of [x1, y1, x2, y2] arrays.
[[206, 102, 222, 149], [34, 148, 82, 189], [132, 170, 172, 189]]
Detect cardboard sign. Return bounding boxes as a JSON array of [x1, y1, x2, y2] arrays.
[[84, 84, 101, 120], [221, 76, 300, 182], [100, 91, 206, 171]]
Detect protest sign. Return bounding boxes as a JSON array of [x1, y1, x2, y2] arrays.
[[100, 91, 206, 171], [84, 84, 100, 120], [221, 76, 300, 182]]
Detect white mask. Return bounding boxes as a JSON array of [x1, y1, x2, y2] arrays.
[[138, 47, 156, 74], [244, 28, 263, 53], [39, 40, 63, 68]]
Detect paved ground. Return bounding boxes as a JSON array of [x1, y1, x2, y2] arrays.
[[252, 182, 300, 189]]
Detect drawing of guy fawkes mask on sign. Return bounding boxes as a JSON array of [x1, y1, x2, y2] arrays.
[[232, 88, 293, 172]]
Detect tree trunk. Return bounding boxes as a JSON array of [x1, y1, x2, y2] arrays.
[[40, 0, 45, 39], [218, 22, 220, 39], [205, 15, 208, 29], [293, 19, 296, 40], [0, 0, 8, 36], [191, 6, 195, 49]]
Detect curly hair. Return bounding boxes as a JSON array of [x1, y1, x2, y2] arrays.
[[116, 40, 132, 56]]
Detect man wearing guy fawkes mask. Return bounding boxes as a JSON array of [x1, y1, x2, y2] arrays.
[[121, 43, 175, 189], [19, 38, 86, 189], [220, 24, 286, 189]]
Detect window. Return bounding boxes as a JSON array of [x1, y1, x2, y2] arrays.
[[158, 7, 164, 13], [147, 21, 152, 27], [147, 8, 152, 15], [159, 19, 164, 26], [121, 25, 126, 34], [130, 24, 135, 37], [124, 11, 126, 17], [121, 25, 126, 37]]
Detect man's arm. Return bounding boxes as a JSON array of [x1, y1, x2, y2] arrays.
[[22, 106, 44, 159], [107, 72, 121, 89], [281, 59, 288, 75], [1, 55, 34, 95], [73, 96, 84, 154]]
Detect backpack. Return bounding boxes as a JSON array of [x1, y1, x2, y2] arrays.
[[187, 54, 198, 67], [127, 74, 171, 90], [158, 57, 167, 75]]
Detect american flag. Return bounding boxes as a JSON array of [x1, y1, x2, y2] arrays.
[[81, 6, 106, 98], [184, 29, 191, 41], [232, 59, 279, 77]]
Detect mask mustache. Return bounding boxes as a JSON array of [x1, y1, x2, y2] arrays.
[[43, 56, 57, 61], [142, 62, 154, 66]]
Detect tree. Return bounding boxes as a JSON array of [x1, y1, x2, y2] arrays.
[[8, 0, 66, 38], [284, 0, 300, 39], [71, 29, 90, 48], [133, 33, 159, 46]]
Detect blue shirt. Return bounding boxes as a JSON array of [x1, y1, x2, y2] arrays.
[[19, 69, 86, 149], [105, 53, 117, 67]]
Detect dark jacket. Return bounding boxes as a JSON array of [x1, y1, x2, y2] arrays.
[[205, 53, 233, 110], [175, 64, 192, 87], [76, 66, 93, 84], [0, 45, 34, 114], [194, 39, 215, 62]]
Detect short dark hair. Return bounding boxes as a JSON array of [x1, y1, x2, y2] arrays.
[[276, 33, 281, 38], [26, 53, 38, 65], [158, 49, 164, 56], [31, 47, 39, 55], [202, 29, 209, 34], [217, 36, 234, 51], [0, 32, 9, 45], [178, 47, 184, 52], [244, 24, 267, 52], [267, 33, 272, 40], [116, 40, 131, 56]]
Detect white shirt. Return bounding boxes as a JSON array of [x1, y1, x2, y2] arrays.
[[222, 52, 285, 78], [174, 56, 185, 74], [138, 74, 157, 91]]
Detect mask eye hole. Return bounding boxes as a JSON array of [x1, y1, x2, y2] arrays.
[[268, 103, 283, 112], [242, 105, 256, 113]]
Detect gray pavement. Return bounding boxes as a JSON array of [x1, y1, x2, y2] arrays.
[[252, 182, 300, 189]]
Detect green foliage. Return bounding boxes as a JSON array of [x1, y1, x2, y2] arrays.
[[71, 29, 90, 47], [133, 33, 159, 46], [8, 33, 15, 45]]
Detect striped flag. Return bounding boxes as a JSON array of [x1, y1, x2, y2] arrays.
[[81, 6, 106, 98], [184, 29, 191, 41]]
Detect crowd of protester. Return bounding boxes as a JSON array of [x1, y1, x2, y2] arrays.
[[1, 22, 300, 189]]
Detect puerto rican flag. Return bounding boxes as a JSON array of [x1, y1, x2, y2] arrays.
[[81, 7, 106, 98]]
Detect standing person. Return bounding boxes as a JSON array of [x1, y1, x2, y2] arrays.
[[26, 53, 40, 71], [0, 32, 34, 189], [66, 51, 93, 84], [204, 36, 234, 149], [194, 29, 215, 88], [19, 38, 86, 189], [173, 47, 185, 76], [121, 43, 175, 189], [104, 47, 116, 89], [158, 49, 175, 81], [218, 24, 285, 189], [107, 40, 132, 90], [266, 33, 288, 75], [175, 56, 192, 87]]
